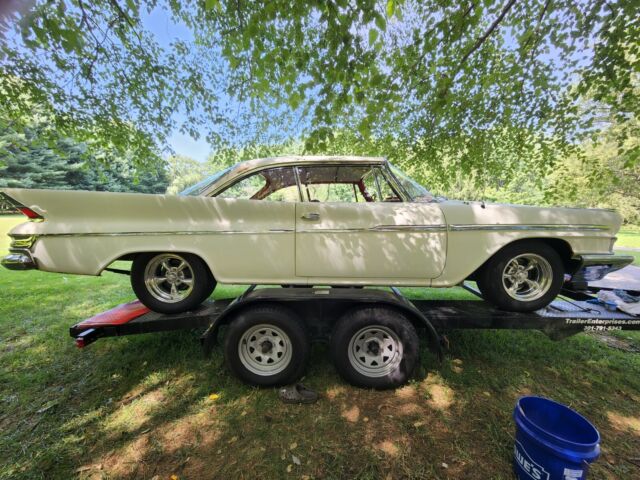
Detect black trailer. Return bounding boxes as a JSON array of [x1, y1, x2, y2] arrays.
[[70, 284, 640, 389]]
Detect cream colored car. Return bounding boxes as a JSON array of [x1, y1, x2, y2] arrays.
[[1, 156, 632, 314]]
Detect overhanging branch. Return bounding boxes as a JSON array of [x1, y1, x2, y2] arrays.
[[456, 0, 517, 71]]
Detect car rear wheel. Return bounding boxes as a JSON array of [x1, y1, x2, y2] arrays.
[[476, 241, 564, 312], [131, 252, 215, 314], [224, 305, 310, 386], [330, 307, 419, 389]]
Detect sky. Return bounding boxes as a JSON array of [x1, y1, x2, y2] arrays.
[[143, 7, 211, 163]]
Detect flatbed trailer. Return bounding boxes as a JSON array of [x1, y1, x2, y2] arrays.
[[69, 284, 640, 388]]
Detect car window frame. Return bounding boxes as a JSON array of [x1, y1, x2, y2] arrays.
[[295, 164, 405, 204], [208, 161, 411, 203], [212, 166, 304, 202], [380, 162, 412, 201]]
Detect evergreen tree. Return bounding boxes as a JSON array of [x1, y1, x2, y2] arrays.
[[0, 117, 168, 194]]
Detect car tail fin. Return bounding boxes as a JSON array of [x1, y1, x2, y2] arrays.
[[0, 191, 44, 221]]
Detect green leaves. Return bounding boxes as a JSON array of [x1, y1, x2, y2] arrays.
[[0, 0, 636, 189], [204, 0, 220, 11], [386, 0, 395, 18], [368, 28, 378, 47]]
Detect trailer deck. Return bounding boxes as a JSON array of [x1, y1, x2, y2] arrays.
[[70, 284, 640, 352]]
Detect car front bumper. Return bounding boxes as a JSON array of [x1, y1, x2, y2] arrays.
[[1, 250, 37, 270], [571, 254, 634, 283]]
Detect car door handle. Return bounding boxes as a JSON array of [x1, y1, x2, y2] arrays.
[[301, 213, 320, 221]]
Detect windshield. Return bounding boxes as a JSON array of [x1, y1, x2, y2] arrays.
[[179, 166, 233, 196], [388, 163, 435, 202]]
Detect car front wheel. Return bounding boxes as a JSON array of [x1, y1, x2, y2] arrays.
[[131, 252, 215, 314], [477, 241, 564, 312]]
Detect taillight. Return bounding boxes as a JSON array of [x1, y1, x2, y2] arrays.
[[18, 207, 43, 221], [1, 193, 44, 221]]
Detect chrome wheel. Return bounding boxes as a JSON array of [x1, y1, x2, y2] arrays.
[[502, 253, 553, 301], [347, 326, 403, 378], [143, 253, 194, 303], [238, 324, 292, 376]]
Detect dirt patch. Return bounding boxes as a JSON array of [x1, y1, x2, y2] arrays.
[[326, 385, 347, 401], [100, 434, 151, 478], [394, 385, 417, 400], [594, 333, 640, 353], [160, 409, 220, 454], [398, 402, 422, 416], [607, 411, 640, 435], [376, 440, 400, 457], [341, 405, 360, 423], [419, 374, 455, 411]]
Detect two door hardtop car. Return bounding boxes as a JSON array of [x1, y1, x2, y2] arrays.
[[1, 155, 632, 314]]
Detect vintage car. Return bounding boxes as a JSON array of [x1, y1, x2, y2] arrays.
[[1, 156, 632, 314]]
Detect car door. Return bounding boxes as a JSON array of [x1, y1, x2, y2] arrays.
[[294, 165, 447, 280], [208, 166, 299, 283]]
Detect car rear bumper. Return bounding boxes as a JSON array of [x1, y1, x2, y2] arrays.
[[571, 254, 634, 283], [1, 250, 37, 270]]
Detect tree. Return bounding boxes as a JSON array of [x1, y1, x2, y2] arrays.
[[547, 117, 640, 223], [165, 154, 208, 194], [0, 1, 637, 186], [0, 115, 169, 193]]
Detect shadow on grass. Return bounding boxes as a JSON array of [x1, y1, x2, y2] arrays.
[[1, 269, 640, 479]]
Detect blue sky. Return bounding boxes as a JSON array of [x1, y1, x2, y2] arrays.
[[144, 7, 210, 163]]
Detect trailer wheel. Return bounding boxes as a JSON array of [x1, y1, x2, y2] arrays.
[[224, 305, 310, 387], [330, 307, 419, 389]]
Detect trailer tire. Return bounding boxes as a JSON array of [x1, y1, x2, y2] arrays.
[[330, 307, 419, 389], [224, 305, 310, 387]]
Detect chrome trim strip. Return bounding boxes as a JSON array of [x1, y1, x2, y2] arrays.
[[18, 223, 609, 238], [372, 224, 447, 232], [448, 224, 610, 232], [298, 224, 447, 234], [33, 230, 295, 238]]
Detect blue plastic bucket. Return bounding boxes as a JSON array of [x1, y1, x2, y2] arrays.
[[513, 396, 600, 480]]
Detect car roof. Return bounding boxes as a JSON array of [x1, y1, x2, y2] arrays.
[[230, 155, 385, 173], [207, 155, 387, 194]]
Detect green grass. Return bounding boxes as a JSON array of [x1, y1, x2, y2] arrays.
[[0, 215, 21, 252], [617, 227, 640, 249], [1, 217, 640, 479], [614, 226, 639, 265]]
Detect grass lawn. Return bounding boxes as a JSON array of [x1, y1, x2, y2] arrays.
[[1, 215, 639, 479], [617, 226, 640, 249], [617, 249, 640, 267]]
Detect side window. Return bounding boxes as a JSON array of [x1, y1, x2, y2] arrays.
[[362, 171, 379, 201], [362, 169, 401, 202], [297, 165, 400, 203], [303, 182, 362, 203], [217, 173, 266, 199], [376, 171, 401, 202], [215, 167, 299, 201]]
